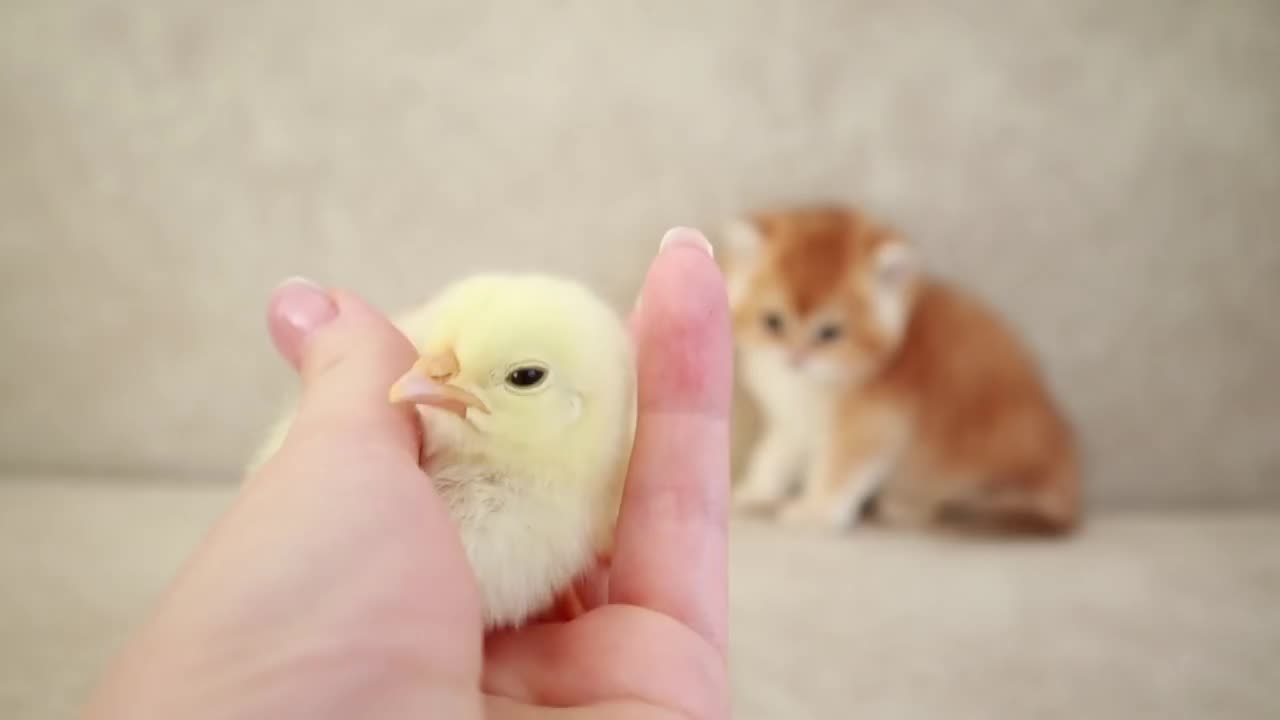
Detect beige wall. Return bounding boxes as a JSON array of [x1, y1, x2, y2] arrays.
[[1, 1, 1277, 506]]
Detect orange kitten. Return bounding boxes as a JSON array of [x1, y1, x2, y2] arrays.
[[721, 206, 1081, 534]]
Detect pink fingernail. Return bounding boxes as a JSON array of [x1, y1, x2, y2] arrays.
[[268, 277, 337, 366], [273, 275, 325, 293], [658, 227, 714, 258]]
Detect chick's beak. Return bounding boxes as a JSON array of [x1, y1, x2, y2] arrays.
[[388, 351, 488, 417]]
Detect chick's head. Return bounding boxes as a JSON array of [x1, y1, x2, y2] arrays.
[[389, 274, 635, 477]]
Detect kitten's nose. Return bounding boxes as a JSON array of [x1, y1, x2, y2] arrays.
[[787, 351, 808, 369]]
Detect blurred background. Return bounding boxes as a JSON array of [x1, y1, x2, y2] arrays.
[[1, 1, 1278, 718]]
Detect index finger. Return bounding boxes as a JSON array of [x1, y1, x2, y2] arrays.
[[609, 228, 733, 654]]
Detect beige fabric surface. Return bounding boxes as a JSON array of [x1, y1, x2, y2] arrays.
[[3, 3, 1279, 717], [1, 0, 1279, 505], [2, 478, 1278, 720]]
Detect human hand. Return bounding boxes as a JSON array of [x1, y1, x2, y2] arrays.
[[83, 229, 732, 719]]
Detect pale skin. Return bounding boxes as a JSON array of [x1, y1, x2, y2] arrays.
[[82, 229, 732, 719]]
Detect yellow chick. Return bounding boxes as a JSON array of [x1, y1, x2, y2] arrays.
[[253, 274, 636, 629]]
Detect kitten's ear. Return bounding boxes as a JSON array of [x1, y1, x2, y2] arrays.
[[872, 239, 919, 335], [720, 216, 765, 311], [721, 216, 767, 263], [875, 239, 919, 291]]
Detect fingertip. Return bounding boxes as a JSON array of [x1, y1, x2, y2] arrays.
[[644, 227, 729, 319], [297, 290, 417, 385], [658, 226, 715, 258], [327, 288, 382, 321], [267, 277, 338, 370], [635, 233, 733, 417], [270, 285, 422, 456]]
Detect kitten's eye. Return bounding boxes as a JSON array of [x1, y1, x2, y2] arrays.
[[763, 312, 785, 335], [505, 366, 548, 389], [816, 324, 842, 343]]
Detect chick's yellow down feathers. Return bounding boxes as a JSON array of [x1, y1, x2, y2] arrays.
[[253, 274, 636, 629]]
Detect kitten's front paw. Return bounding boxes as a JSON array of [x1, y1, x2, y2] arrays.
[[777, 500, 850, 533]]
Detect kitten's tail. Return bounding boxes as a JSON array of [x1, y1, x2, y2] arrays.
[[977, 450, 1083, 535]]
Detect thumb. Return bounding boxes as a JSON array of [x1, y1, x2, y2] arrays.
[[267, 278, 421, 456]]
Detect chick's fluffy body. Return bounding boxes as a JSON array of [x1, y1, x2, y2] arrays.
[[256, 274, 636, 629], [405, 274, 636, 627]]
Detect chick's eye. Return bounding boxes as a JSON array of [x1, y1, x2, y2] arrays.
[[763, 312, 785, 335], [505, 366, 547, 389], [816, 324, 842, 343]]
